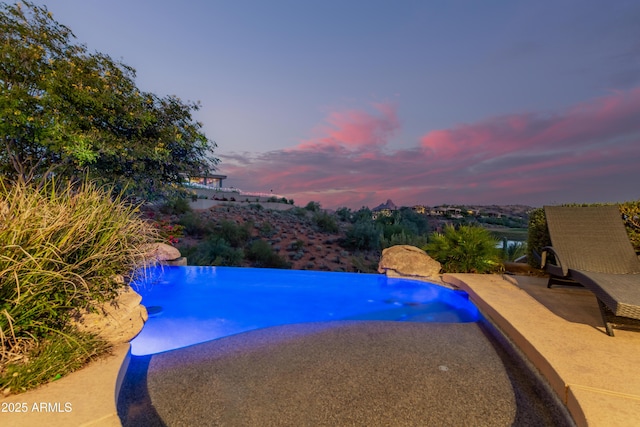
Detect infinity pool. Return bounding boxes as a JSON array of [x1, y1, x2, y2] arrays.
[[130, 266, 481, 356]]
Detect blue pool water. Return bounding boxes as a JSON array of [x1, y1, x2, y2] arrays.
[[130, 266, 481, 356]]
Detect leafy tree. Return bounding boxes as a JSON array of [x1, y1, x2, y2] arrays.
[[0, 2, 218, 196]]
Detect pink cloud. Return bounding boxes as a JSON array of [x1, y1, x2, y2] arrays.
[[293, 102, 400, 152], [219, 89, 640, 209]]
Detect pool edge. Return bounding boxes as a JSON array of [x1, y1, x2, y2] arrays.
[[0, 344, 130, 427]]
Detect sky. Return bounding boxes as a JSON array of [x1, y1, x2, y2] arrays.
[[25, 0, 640, 209]]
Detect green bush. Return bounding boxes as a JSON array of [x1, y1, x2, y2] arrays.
[[0, 179, 156, 392], [304, 201, 321, 212], [350, 255, 379, 273], [177, 211, 213, 237], [380, 231, 429, 249], [215, 220, 252, 248], [527, 208, 551, 268], [258, 221, 276, 238], [395, 207, 430, 235], [313, 211, 339, 233], [290, 239, 305, 251], [335, 207, 352, 222], [341, 221, 383, 251], [246, 239, 290, 269], [424, 225, 503, 273], [178, 237, 243, 266], [159, 196, 192, 215], [290, 207, 309, 218]]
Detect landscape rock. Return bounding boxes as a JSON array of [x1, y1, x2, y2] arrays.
[[142, 242, 181, 262], [71, 287, 148, 345], [163, 256, 188, 266], [378, 245, 443, 283]]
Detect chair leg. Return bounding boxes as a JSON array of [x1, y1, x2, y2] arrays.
[[547, 276, 584, 289], [596, 299, 615, 337]]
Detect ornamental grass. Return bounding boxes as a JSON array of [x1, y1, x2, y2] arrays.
[[0, 178, 157, 393]]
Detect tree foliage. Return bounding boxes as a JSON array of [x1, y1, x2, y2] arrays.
[[0, 2, 218, 197]]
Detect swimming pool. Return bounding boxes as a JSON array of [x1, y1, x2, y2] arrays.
[[130, 266, 481, 355]]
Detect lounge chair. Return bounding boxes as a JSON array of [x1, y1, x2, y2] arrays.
[[541, 205, 640, 336]]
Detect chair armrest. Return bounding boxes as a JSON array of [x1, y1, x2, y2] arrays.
[[541, 246, 565, 277]]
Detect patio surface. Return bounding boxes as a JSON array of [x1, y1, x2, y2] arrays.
[[2, 273, 639, 426]]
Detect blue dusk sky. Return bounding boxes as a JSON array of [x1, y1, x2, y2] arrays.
[[27, 0, 640, 209]]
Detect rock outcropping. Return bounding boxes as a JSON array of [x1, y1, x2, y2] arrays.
[[142, 242, 187, 266], [378, 245, 444, 284], [72, 286, 148, 345]]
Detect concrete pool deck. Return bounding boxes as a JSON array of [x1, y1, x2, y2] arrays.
[[443, 273, 640, 426], [2, 273, 639, 426]]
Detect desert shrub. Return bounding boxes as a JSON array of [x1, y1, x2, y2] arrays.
[[380, 230, 429, 249], [350, 255, 379, 273], [289, 239, 305, 251], [304, 201, 321, 212], [395, 207, 430, 235], [179, 237, 243, 266], [350, 207, 373, 224], [258, 221, 276, 238], [178, 211, 213, 237], [215, 220, 252, 248], [313, 211, 339, 233], [424, 225, 503, 273], [341, 221, 383, 251], [335, 207, 352, 222], [246, 239, 290, 269], [290, 207, 308, 218], [379, 222, 406, 239], [159, 196, 192, 215], [0, 179, 156, 392]]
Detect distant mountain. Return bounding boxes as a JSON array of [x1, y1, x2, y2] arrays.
[[372, 199, 397, 211]]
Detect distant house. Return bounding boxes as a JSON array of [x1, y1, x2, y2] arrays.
[[482, 210, 503, 218], [186, 174, 227, 188], [428, 206, 463, 218], [371, 199, 398, 219], [412, 205, 428, 214], [445, 207, 462, 216], [372, 208, 393, 220]]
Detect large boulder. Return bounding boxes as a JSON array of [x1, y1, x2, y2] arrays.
[[71, 286, 148, 345], [142, 242, 182, 263], [378, 245, 443, 283]]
